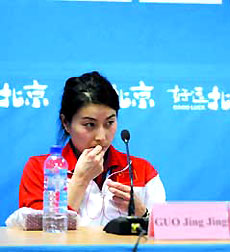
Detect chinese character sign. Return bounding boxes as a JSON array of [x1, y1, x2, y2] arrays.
[[0, 80, 49, 108], [1, 80, 230, 111], [113, 80, 155, 109], [167, 85, 230, 111]]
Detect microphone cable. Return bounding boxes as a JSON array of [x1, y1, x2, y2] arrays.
[[132, 226, 148, 252]]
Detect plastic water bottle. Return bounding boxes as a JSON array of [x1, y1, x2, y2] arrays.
[[43, 145, 68, 233]]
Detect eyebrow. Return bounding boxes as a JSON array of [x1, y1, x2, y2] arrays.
[[81, 114, 116, 121]]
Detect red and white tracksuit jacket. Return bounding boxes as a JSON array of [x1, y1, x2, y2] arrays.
[[19, 142, 166, 226]]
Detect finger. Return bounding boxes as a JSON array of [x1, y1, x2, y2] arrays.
[[89, 145, 102, 154], [81, 148, 92, 155], [88, 145, 105, 158], [107, 180, 130, 193], [112, 196, 129, 210], [108, 187, 130, 201], [81, 146, 103, 162]]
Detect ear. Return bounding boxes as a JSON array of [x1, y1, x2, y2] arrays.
[[60, 114, 70, 134]]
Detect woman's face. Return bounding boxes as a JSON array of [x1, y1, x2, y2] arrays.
[[64, 104, 117, 153]]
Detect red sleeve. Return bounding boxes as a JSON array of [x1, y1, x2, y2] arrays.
[[19, 157, 45, 210], [19, 155, 78, 213], [144, 159, 158, 184]]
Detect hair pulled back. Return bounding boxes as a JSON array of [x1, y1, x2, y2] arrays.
[[58, 71, 120, 143]]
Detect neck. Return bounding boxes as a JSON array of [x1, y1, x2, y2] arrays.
[[69, 139, 81, 159]]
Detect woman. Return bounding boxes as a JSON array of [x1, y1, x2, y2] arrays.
[[19, 71, 166, 226]]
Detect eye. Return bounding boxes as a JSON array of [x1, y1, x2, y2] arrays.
[[83, 122, 95, 128], [106, 120, 115, 127]]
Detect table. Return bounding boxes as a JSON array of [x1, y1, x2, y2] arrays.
[[0, 226, 230, 251]]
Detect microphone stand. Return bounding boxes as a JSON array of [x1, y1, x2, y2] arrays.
[[103, 130, 149, 235], [125, 138, 135, 217]]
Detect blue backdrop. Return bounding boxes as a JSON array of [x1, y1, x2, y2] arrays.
[[0, 0, 230, 226]]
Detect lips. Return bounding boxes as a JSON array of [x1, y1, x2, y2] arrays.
[[90, 145, 108, 152]]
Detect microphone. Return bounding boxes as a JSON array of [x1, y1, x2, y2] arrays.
[[103, 129, 148, 235], [121, 129, 130, 143]]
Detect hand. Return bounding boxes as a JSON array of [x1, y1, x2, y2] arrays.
[[73, 145, 105, 183], [67, 145, 106, 211], [106, 179, 146, 217]]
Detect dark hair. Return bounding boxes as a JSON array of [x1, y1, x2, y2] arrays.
[[58, 71, 120, 143]]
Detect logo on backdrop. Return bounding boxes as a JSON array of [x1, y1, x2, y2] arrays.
[[1, 80, 230, 111], [113, 81, 155, 109], [0, 80, 49, 108], [167, 85, 230, 111], [55, 0, 221, 4], [139, 0, 222, 4], [113, 82, 230, 111]]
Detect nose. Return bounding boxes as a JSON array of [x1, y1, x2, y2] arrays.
[[95, 126, 106, 144]]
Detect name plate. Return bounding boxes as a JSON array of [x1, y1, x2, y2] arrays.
[[148, 202, 230, 240]]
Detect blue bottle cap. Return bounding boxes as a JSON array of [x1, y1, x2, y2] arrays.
[[50, 145, 62, 154]]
